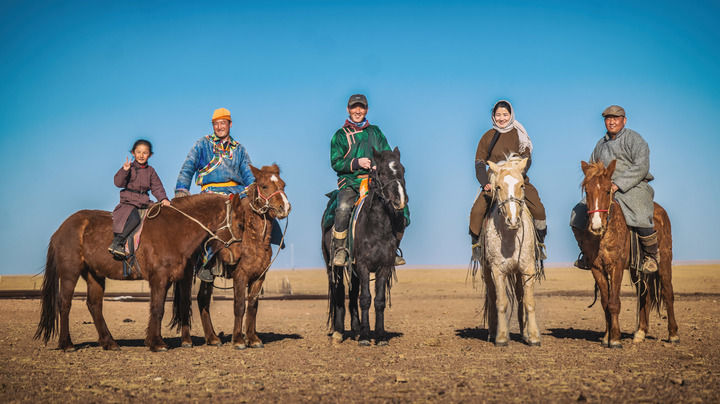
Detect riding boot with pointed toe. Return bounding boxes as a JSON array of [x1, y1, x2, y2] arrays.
[[394, 254, 406, 266], [573, 253, 591, 270], [331, 233, 348, 267]]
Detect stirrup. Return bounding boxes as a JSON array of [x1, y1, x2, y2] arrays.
[[332, 248, 348, 267], [394, 255, 406, 266], [536, 242, 547, 261], [108, 242, 127, 258], [640, 257, 659, 274], [574, 253, 591, 270], [197, 267, 215, 283]]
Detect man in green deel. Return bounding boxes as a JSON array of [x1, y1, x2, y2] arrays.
[[329, 94, 407, 266]]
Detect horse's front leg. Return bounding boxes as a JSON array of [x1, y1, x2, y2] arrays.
[[607, 262, 624, 348], [197, 280, 221, 346], [493, 269, 510, 346], [84, 272, 119, 350], [630, 269, 649, 343], [348, 269, 361, 338], [328, 266, 345, 343], [244, 274, 266, 348], [482, 266, 497, 343], [521, 273, 541, 346], [356, 265, 372, 346], [590, 267, 611, 346], [373, 268, 389, 346], [145, 275, 171, 352], [232, 270, 248, 350]]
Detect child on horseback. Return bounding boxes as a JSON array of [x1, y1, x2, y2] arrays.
[[329, 94, 408, 266], [108, 139, 170, 257]]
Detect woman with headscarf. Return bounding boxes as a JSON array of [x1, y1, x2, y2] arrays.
[[469, 100, 547, 260]]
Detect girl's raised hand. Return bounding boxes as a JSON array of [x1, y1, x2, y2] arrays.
[[122, 156, 131, 171]]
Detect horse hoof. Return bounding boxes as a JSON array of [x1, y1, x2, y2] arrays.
[[494, 340, 508, 347], [358, 339, 371, 347], [331, 332, 343, 344], [181, 343, 193, 348], [151, 346, 168, 352], [376, 340, 389, 347], [234, 344, 247, 350], [527, 340, 541, 347], [61, 345, 77, 352], [207, 341, 222, 347], [633, 330, 646, 343], [668, 336, 680, 344], [608, 341, 623, 349], [250, 342, 264, 349]]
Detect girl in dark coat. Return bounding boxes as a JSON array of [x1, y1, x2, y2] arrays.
[[109, 139, 170, 257]]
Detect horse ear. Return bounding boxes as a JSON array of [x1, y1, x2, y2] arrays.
[[487, 161, 499, 174], [518, 157, 528, 171], [372, 147, 380, 159], [606, 160, 617, 177], [250, 165, 260, 178], [272, 163, 280, 174], [581, 161, 590, 175], [393, 146, 400, 158]]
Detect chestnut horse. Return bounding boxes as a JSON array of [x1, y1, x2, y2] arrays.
[[477, 155, 542, 346], [193, 164, 291, 350], [322, 147, 408, 346], [35, 191, 245, 351], [579, 160, 679, 348]]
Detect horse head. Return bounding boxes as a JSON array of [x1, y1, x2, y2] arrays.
[[488, 155, 528, 230], [248, 164, 291, 219], [371, 147, 407, 211], [581, 159, 617, 236]]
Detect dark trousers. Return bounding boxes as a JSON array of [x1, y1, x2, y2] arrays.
[[334, 187, 358, 233]]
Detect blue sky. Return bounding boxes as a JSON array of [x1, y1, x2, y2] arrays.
[[1, 0, 719, 274]]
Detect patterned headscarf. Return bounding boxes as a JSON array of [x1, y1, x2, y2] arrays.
[[491, 100, 533, 154]]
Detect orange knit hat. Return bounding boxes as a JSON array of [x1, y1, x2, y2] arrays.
[[212, 107, 232, 122]]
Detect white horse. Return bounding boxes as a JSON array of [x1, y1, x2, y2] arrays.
[[478, 155, 542, 346]]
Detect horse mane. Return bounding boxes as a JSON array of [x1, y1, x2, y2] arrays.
[[581, 161, 608, 189]]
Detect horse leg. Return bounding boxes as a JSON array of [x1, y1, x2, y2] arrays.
[[482, 266, 497, 342], [631, 270, 649, 343], [174, 276, 193, 348], [145, 277, 171, 352], [197, 281, 221, 346], [245, 275, 266, 348], [348, 269, 361, 338], [514, 273, 525, 340], [373, 270, 389, 346], [607, 263, 624, 348], [521, 273, 541, 346], [328, 266, 345, 343], [659, 262, 679, 343], [58, 271, 81, 351], [590, 268, 611, 346], [356, 266, 372, 346], [84, 272, 119, 350], [232, 271, 248, 350], [493, 269, 510, 346]]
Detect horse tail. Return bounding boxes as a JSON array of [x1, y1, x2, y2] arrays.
[[588, 283, 599, 308], [34, 241, 59, 344], [169, 276, 193, 332], [645, 272, 663, 314]]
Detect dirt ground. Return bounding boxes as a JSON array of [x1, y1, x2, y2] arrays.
[[1, 265, 719, 403]]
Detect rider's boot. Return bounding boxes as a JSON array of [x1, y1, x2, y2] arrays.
[[196, 258, 217, 283], [534, 220, 548, 261], [639, 231, 660, 274], [394, 230, 406, 266], [108, 233, 127, 257], [572, 226, 591, 270], [332, 228, 348, 267]]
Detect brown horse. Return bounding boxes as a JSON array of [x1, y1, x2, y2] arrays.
[[35, 189, 246, 351], [194, 164, 291, 350], [579, 160, 679, 348]]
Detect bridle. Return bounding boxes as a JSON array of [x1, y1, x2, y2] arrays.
[[584, 182, 615, 236], [370, 168, 405, 210], [249, 182, 287, 215]]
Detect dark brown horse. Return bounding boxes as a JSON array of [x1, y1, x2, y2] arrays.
[[35, 189, 245, 351], [579, 160, 679, 348], [194, 164, 291, 350]]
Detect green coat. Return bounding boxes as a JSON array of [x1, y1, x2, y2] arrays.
[[330, 124, 391, 190]]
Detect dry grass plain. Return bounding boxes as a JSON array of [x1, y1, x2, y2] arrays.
[[1, 265, 719, 402]]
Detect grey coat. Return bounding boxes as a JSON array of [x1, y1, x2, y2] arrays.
[[570, 127, 655, 229]]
